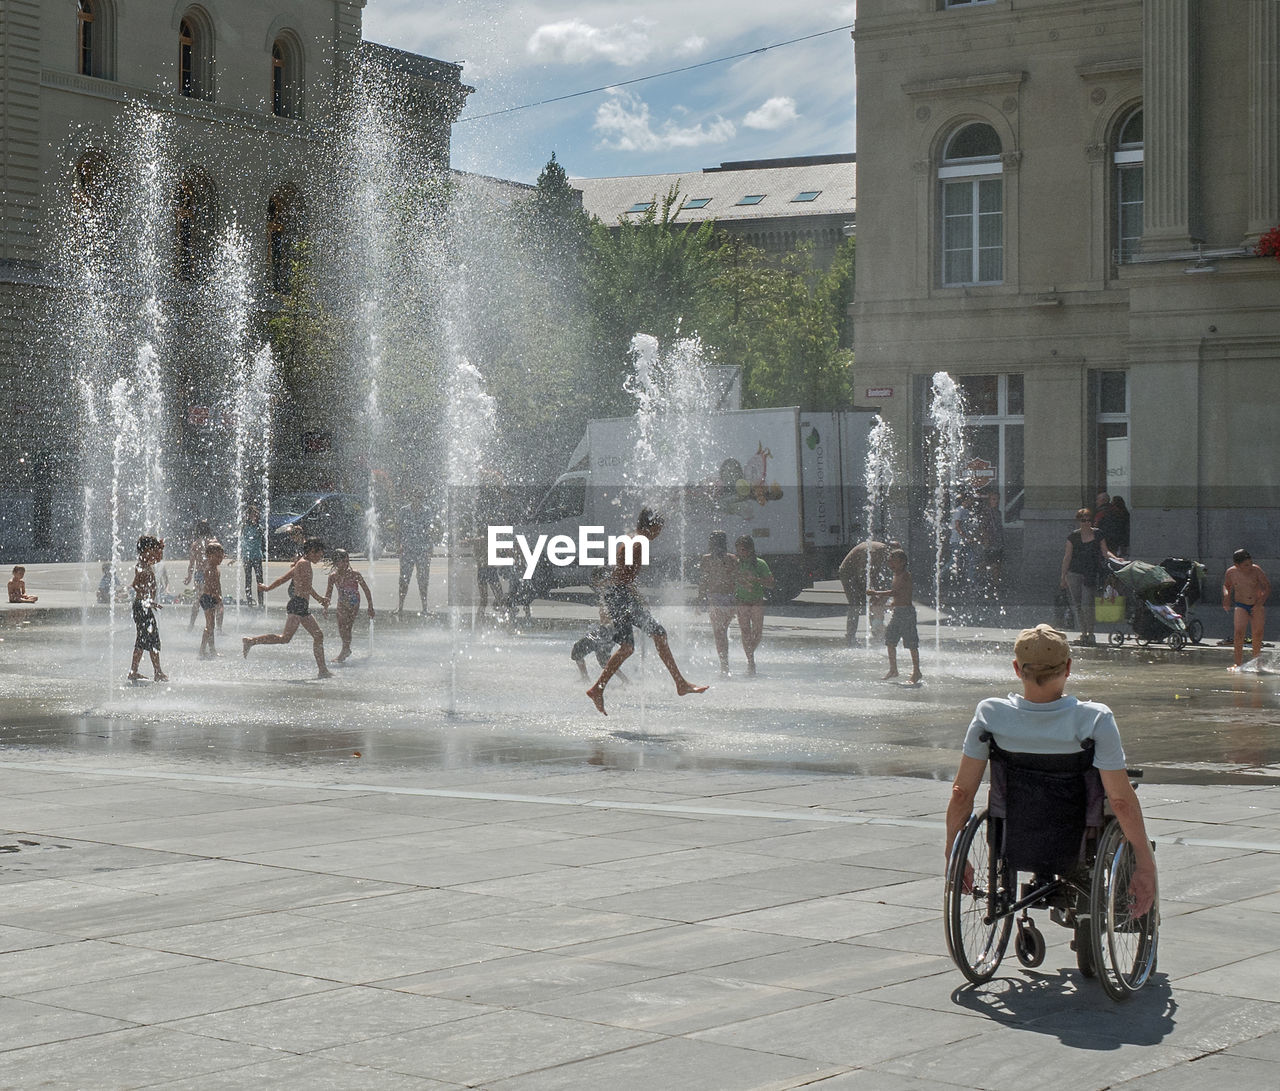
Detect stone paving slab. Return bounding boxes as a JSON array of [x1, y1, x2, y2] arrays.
[[1, 758, 1278, 1088]]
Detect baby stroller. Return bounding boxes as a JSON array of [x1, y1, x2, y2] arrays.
[[1105, 557, 1206, 650]]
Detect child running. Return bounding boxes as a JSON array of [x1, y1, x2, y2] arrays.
[[698, 531, 738, 674], [586, 508, 707, 715], [243, 538, 332, 678], [128, 535, 168, 682], [870, 548, 922, 684], [197, 541, 225, 658], [185, 518, 214, 631], [570, 573, 629, 684], [324, 548, 374, 663], [1223, 548, 1271, 670], [734, 534, 774, 676], [7, 566, 37, 603]]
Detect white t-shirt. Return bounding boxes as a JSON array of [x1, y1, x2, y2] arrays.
[[962, 694, 1127, 770]]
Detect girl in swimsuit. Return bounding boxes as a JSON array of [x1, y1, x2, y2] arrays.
[[324, 549, 375, 663]]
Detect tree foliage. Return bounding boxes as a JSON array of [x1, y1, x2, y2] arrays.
[[269, 155, 856, 487]]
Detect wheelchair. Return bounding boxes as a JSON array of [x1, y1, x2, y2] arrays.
[[944, 734, 1159, 1002]]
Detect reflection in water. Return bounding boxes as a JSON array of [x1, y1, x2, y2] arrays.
[[1, 620, 1278, 785]]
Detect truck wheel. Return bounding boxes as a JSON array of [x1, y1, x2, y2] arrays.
[[768, 575, 808, 604]]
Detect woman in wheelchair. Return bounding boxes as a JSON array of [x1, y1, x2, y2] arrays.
[[943, 624, 1159, 1000]]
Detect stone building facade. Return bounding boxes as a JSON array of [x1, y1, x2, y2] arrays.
[[0, 0, 468, 557], [852, 0, 1280, 608]]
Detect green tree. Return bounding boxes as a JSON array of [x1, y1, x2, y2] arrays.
[[584, 186, 728, 385]]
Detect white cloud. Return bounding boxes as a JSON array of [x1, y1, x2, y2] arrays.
[[743, 96, 799, 130], [594, 90, 736, 152], [526, 18, 653, 66], [675, 35, 708, 57]]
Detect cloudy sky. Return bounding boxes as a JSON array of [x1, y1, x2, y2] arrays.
[[362, 1, 858, 183]]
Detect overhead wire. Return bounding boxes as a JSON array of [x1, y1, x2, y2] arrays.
[[454, 22, 856, 124]]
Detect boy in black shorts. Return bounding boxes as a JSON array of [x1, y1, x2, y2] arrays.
[[243, 538, 332, 678], [585, 508, 707, 715], [198, 541, 225, 658], [128, 535, 168, 682], [870, 548, 922, 684]]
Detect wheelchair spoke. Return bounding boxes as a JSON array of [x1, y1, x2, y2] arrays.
[[1090, 820, 1159, 1000], [945, 811, 1013, 984]]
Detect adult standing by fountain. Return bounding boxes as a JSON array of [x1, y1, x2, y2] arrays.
[[1060, 508, 1117, 646], [586, 508, 708, 715], [396, 493, 437, 618], [975, 489, 1005, 602], [839, 538, 891, 645], [240, 505, 266, 608]]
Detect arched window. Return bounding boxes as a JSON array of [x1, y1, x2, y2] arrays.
[[1114, 107, 1143, 262], [270, 36, 302, 118], [77, 0, 114, 79], [939, 122, 1003, 285], [178, 9, 214, 100], [266, 186, 304, 292], [174, 172, 216, 280]]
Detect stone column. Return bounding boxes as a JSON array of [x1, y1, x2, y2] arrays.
[[1247, 0, 1280, 241], [1141, 0, 1198, 251]]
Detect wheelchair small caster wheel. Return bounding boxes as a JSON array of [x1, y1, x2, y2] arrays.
[[1015, 919, 1046, 968], [1109, 630, 1125, 646], [1168, 631, 1186, 651]]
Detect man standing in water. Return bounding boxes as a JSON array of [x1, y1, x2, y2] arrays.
[[586, 508, 708, 715], [243, 538, 332, 678], [1223, 548, 1271, 670]]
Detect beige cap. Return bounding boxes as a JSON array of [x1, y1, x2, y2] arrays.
[[1014, 624, 1070, 672]]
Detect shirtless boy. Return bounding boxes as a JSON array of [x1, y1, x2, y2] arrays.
[[198, 541, 225, 658], [7, 566, 37, 603], [1223, 548, 1271, 669], [586, 508, 707, 715], [869, 548, 922, 683], [128, 535, 168, 682], [243, 538, 332, 678], [698, 531, 739, 674]]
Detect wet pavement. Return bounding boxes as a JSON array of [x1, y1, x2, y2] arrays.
[[2, 562, 1279, 1087]]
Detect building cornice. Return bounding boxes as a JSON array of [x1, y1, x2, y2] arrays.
[[903, 70, 1026, 99], [1076, 58, 1142, 81], [39, 69, 323, 141]]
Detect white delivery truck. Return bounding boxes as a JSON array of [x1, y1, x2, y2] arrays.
[[518, 407, 878, 602]]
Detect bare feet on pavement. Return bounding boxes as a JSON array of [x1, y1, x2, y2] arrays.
[[586, 686, 607, 715], [675, 680, 709, 696]]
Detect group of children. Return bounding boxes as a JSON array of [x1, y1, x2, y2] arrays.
[[571, 512, 925, 704], [123, 526, 376, 682]]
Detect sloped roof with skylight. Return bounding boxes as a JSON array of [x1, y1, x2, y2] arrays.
[[571, 155, 856, 226]]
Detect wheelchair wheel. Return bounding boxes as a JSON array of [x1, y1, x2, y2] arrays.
[[945, 811, 1013, 984], [1089, 820, 1159, 1001], [1073, 919, 1097, 978], [1108, 630, 1125, 646], [1188, 618, 1204, 644], [1015, 919, 1046, 968], [1168, 631, 1186, 651]]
